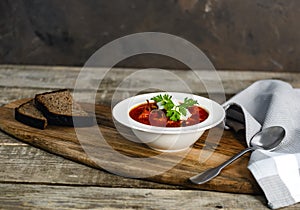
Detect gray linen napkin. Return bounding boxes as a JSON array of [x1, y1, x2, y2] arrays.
[[222, 80, 300, 209]]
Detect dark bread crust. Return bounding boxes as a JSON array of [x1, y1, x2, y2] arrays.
[[35, 89, 95, 127], [34, 100, 95, 126], [15, 100, 48, 129]]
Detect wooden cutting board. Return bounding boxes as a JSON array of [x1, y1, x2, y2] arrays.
[[0, 98, 261, 194]]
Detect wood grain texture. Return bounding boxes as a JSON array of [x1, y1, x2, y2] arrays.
[[0, 183, 271, 210], [1, 65, 300, 111], [0, 98, 261, 194], [1, 66, 300, 209], [1, 65, 300, 95], [0, 145, 177, 190]]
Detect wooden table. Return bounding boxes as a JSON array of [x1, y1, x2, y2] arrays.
[[1, 65, 300, 209]]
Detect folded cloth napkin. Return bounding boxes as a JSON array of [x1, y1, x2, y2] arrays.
[[222, 80, 300, 209]]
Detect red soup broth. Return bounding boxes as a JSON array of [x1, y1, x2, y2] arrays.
[[129, 102, 209, 127]]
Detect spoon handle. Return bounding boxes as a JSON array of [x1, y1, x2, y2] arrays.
[[190, 147, 254, 184]]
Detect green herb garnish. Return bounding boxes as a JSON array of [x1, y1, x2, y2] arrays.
[[151, 94, 198, 121]]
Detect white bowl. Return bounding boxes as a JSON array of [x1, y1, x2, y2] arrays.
[[112, 92, 225, 152]]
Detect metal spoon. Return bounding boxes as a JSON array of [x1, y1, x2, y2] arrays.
[[190, 126, 285, 185]]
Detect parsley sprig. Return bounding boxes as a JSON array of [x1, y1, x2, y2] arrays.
[[151, 94, 198, 121]]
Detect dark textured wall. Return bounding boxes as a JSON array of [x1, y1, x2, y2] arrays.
[[0, 0, 299, 71]]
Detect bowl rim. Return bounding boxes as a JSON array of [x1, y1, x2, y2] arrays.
[[112, 92, 225, 134]]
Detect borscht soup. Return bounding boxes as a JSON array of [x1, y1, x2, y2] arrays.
[[129, 94, 209, 127]]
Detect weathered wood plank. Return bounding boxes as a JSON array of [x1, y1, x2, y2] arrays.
[[0, 183, 275, 210], [1, 65, 300, 95], [0, 131, 26, 145], [0, 88, 45, 106], [1, 65, 300, 109], [1, 65, 300, 209], [0, 87, 96, 107], [0, 144, 177, 190]]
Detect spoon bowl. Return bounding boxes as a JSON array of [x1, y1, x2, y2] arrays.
[[190, 126, 285, 185], [251, 126, 285, 150]]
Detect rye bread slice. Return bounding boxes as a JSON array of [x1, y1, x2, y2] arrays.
[[34, 89, 95, 127], [15, 99, 48, 129]]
